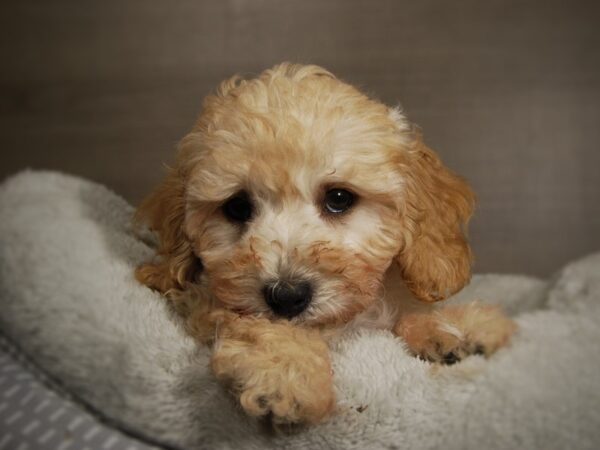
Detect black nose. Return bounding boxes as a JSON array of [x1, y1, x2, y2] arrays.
[[262, 279, 313, 318]]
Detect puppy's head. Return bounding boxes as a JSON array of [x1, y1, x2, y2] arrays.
[[136, 63, 474, 325]]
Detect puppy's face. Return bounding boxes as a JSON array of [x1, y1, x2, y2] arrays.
[[137, 64, 474, 326]]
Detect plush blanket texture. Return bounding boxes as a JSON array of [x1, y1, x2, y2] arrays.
[[0, 171, 599, 450]]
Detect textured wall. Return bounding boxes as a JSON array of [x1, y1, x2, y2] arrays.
[[1, 0, 599, 276]]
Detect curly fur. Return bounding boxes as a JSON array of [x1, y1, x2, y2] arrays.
[[135, 63, 515, 425]]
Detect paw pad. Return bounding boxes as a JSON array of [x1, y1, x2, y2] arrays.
[[442, 352, 460, 365]]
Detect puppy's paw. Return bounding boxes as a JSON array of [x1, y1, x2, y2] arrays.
[[395, 303, 516, 364], [236, 368, 334, 428], [211, 318, 335, 425]]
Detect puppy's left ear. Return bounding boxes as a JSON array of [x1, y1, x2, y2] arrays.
[[134, 166, 199, 294], [396, 128, 475, 303]]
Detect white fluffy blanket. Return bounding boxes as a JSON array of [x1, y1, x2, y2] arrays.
[[1, 171, 599, 450]]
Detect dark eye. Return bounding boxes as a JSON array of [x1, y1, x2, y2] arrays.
[[323, 188, 355, 214], [222, 192, 253, 223]]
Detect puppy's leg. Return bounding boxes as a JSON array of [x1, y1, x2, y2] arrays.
[[394, 302, 516, 364], [189, 311, 335, 425]]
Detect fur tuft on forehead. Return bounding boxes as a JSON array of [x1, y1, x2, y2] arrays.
[[183, 63, 411, 208]]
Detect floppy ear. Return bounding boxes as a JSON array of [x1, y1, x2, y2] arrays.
[[397, 135, 475, 303], [134, 166, 200, 294]]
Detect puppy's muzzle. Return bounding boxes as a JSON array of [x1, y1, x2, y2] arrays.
[[262, 279, 312, 318]]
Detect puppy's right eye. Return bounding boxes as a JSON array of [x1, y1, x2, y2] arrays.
[[323, 188, 355, 215], [222, 192, 253, 223]]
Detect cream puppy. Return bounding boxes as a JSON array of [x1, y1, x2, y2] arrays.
[[135, 63, 515, 426]]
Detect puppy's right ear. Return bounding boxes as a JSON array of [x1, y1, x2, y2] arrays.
[[396, 135, 475, 303], [134, 166, 199, 294]]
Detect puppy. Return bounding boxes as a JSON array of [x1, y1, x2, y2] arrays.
[[135, 63, 515, 426]]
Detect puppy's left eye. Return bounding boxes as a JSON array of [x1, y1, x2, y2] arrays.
[[222, 191, 253, 223], [323, 188, 355, 214]]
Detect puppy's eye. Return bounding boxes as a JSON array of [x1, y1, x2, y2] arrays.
[[323, 188, 355, 214], [222, 192, 253, 223]]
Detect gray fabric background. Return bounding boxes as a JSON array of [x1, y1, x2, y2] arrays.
[[0, 345, 157, 450], [1, 0, 599, 276]]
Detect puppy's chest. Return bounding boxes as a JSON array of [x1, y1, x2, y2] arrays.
[[348, 267, 416, 330]]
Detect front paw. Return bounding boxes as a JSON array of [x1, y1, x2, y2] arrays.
[[211, 319, 335, 425], [396, 303, 516, 364], [235, 370, 333, 427]]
